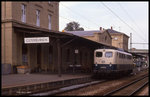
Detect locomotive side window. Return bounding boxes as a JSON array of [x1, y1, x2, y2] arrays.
[[96, 52, 102, 57], [127, 55, 132, 59], [119, 53, 123, 59], [105, 52, 113, 58]]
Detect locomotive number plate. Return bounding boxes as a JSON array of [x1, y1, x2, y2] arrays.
[[101, 60, 105, 63], [101, 67, 106, 69]]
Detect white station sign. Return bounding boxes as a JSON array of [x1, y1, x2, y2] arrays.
[[24, 37, 49, 44]]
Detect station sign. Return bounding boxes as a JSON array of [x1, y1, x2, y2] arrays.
[[75, 49, 79, 54], [24, 37, 49, 44]]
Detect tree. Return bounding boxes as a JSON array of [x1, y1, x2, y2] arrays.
[[64, 21, 84, 31]]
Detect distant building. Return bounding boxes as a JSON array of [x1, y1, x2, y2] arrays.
[[107, 27, 129, 51], [65, 26, 129, 51], [66, 29, 112, 46]]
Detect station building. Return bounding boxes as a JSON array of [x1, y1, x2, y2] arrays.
[[66, 28, 112, 46], [1, 1, 59, 74], [2, 1, 117, 75]]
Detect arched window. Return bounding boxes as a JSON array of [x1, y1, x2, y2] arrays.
[[21, 4, 26, 23], [48, 14, 51, 30], [36, 10, 40, 26]]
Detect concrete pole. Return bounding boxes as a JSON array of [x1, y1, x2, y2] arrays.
[[130, 33, 132, 51]]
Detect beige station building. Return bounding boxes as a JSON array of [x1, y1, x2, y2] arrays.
[[1, 1, 60, 74], [2, 1, 114, 75]]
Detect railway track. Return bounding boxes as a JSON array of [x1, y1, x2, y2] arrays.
[[30, 70, 148, 96], [103, 75, 148, 96], [30, 80, 107, 96], [57, 70, 148, 96]]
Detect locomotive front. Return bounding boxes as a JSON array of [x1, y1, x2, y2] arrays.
[[93, 49, 117, 75]]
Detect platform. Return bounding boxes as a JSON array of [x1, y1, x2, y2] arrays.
[[2, 73, 92, 95]]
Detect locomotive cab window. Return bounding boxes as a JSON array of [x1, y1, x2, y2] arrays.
[[105, 52, 113, 58], [96, 52, 102, 57]]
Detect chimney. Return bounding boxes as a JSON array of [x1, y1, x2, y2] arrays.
[[111, 26, 113, 30], [62, 30, 65, 32], [100, 27, 102, 31]]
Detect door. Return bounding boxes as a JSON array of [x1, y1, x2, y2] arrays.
[[37, 45, 41, 71]]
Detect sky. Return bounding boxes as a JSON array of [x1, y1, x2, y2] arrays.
[[59, 1, 149, 50]]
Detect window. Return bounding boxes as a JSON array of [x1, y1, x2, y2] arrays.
[[96, 52, 102, 57], [114, 37, 118, 40], [127, 55, 132, 59], [21, 4, 26, 23], [36, 10, 40, 26], [119, 53, 122, 58], [105, 52, 113, 58], [124, 54, 125, 58], [48, 14, 51, 30], [119, 53, 121, 58]]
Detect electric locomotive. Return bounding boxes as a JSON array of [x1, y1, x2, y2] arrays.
[[93, 49, 134, 77]]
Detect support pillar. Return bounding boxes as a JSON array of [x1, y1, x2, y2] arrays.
[[57, 38, 61, 77]]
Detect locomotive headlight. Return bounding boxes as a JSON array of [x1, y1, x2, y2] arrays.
[[95, 64, 98, 67], [109, 63, 112, 67]]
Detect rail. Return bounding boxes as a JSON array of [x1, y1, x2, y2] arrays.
[[103, 75, 148, 96]]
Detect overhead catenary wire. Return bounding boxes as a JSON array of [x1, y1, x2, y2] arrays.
[[47, 7, 93, 30], [100, 2, 147, 43], [60, 3, 100, 28], [97, 3, 121, 30], [59, 15, 92, 30], [118, 3, 147, 42]]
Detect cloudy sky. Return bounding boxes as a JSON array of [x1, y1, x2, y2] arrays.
[[59, 1, 148, 49]]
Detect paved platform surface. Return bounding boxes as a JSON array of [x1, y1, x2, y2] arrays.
[[2, 65, 148, 88], [2, 73, 91, 88]]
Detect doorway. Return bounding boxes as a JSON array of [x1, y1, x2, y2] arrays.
[[37, 44, 41, 72], [22, 44, 28, 65]]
